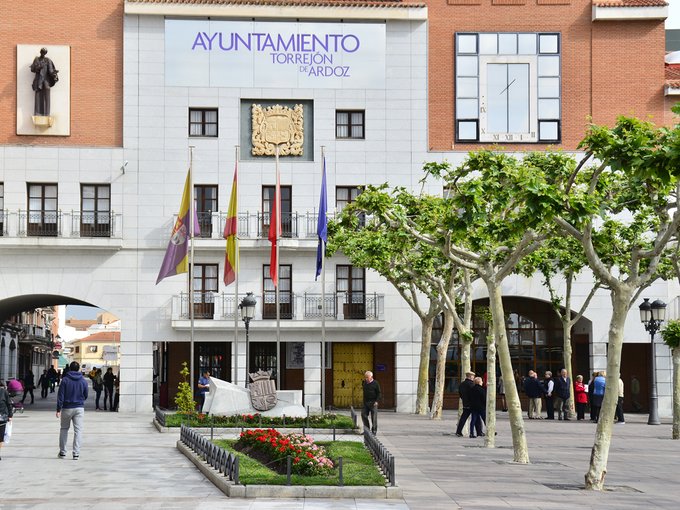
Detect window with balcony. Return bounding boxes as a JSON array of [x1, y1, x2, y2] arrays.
[[336, 186, 364, 226], [189, 108, 218, 137], [81, 184, 111, 237], [262, 185, 294, 238], [0, 182, 4, 236], [336, 110, 365, 139], [27, 183, 58, 236], [194, 185, 217, 238], [192, 264, 218, 319], [263, 264, 292, 319], [336, 265, 366, 319]]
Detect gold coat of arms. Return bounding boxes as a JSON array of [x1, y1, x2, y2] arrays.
[[251, 104, 304, 156], [249, 369, 278, 411]]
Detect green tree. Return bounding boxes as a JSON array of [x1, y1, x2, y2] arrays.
[[391, 150, 573, 462], [519, 235, 601, 419], [554, 114, 680, 489], [328, 197, 445, 415]]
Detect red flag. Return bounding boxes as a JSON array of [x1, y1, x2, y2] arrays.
[[268, 164, 282, 286], [223, 162, 238, 286]]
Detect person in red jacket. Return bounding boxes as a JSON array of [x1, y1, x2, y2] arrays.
[[574, 375, 588, 420]]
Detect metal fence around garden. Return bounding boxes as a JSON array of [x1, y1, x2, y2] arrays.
[[177, 417, 396, 487], [180, 424, 240, 484]]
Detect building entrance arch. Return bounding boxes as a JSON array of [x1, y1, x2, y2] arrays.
[[429, 296, 592, 410]]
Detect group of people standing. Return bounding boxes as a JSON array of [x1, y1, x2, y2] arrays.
[[524, 369, 572, 420], [455, 367, 626, 436], [89, 367, 118, 411]]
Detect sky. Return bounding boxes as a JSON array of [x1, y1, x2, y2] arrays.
[[66, 304, 102, 320], [669, 1, 680, 29]]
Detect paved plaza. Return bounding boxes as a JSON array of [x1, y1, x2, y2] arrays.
[[3, 389, 680, 509]]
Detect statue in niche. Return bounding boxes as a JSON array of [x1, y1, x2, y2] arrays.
[[30, 47, 59, 116]]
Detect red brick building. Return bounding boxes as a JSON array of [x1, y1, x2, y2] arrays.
[[427, 0, 669, 151]]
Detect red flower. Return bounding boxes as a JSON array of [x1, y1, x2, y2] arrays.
[[294, 457, 300, 464]]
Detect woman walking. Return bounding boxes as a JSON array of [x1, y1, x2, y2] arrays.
[[0, 381, 14, 460], [93, 368, 104, 410]]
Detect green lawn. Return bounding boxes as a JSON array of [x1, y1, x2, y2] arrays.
[[213, 439, 387, 486]]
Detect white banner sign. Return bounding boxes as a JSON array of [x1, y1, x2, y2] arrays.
[[165, 20, 386, 89]]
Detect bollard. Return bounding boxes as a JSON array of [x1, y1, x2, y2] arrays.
[[287, 456, 292, 486], [210, 414, 214, 441], [282, 414, 286, 427], [306, 405, 310, 429], [338, 456, 344, 487]]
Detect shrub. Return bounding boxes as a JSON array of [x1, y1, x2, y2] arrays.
[[174, 362, 196, 414]]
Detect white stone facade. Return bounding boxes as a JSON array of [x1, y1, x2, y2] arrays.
[[0, 3, 676, 417]]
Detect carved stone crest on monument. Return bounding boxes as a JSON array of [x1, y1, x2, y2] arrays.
[[249, 369, 278, 411], [251, 104, 304, 156]]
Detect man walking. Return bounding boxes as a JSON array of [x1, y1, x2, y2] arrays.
[[615, 377, 625, 424], [455, 371, 476, 436], [56, 361, 88, 460], [361, 371, 381, 434], [554, 368, 572, 420]]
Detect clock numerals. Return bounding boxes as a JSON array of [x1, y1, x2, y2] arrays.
[[504, 134, 514, 141]]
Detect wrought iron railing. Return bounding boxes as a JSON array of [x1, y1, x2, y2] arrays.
[[363, 427, 396, 487], [257, 212, 298, 238], [3, 210, 122, 239], [262, 291, 295, 319], [180, 424, 240, 484], [19, 210, 61, 237], [303, 294, 338, 319], [154, 406, 167, 427], [72, 211, 116, 238], [0, 209, 7, 237], [342, 292, 383, 320], [177, 291, 217, 319]]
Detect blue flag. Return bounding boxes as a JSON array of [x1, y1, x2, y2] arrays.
[[316, 157, 328, 280]]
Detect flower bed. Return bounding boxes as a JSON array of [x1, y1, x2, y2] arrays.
[[163, 411, 354, 429], [235, 428, 334, 476]]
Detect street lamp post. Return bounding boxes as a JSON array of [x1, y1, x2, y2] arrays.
[[239, 292, 257, 386], [639, 297, 666, 425]]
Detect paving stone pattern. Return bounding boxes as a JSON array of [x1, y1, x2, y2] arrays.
[[4, 387, 680, 509]]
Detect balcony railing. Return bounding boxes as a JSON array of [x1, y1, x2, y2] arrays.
[[0, 210, 122, 239], [186, 212, 338, 240], [0, 209, 7, 236], [172, 291, 384, 322]]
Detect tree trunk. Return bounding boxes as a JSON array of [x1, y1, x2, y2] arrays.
[[485, 335, 497, 448], [488, 282, 529, 463], [562, 321, 576, 419], [415, 315, 435, 415], [458, 336, 473, 435], [584, 287, 632, 490], [673, 348, 680, 440], [431, 310, 454, 420]]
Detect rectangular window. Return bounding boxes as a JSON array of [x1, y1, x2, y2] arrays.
[[189, 108, 218, 137], [0, 183, 4, 236], [27, 183, 58, 236], [192, 263, 218, 319], [336, 110, 365, 139], [336, 265, 366, 319], [194, 185, 218, 238], [336, 186, 365, 226], [262, 185, 294, 238], [263, 264, 292, 319], [80, 184, 111, 237], [455, 32, 561, 143]]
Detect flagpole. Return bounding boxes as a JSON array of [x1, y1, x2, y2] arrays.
[[275, 144, 281, 390], [189, 146, 196, 400], [234, 145, 240, 386], [320, 146, 327, 412]]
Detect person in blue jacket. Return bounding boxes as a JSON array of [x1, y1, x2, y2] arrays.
[[56, 361, 88, 460]]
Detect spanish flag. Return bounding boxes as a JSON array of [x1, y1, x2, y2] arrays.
[[223, 162, 239, 286]]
